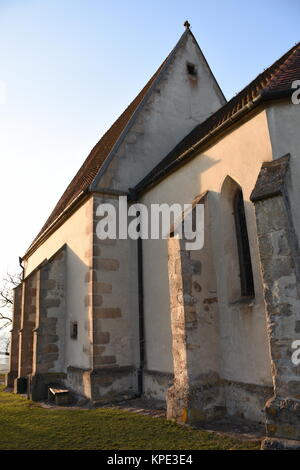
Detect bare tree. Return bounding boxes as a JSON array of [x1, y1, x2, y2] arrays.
[[0, 273, 22, 331], [2, 336, 10, 355]]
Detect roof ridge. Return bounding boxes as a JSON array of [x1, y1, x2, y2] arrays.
[[224, 42, 300, 104], [265, 43, 300, 91], [212, 42, 300, 112]]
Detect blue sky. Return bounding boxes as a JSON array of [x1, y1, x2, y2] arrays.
[[0, 0, 299, 279]]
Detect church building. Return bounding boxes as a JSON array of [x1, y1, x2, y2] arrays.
[[6, 24, 300, 449]]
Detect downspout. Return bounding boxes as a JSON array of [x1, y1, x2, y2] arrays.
[[137, 235, 145, 396], [128, 188, 145, 397]]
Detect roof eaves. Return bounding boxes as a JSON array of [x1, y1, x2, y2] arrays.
[[135, 88, 292, 196], [23, 189, 90, 259]]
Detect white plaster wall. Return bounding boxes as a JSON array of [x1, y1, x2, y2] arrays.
[[98, 32, 225, 192], [266, 102, 300, 241], [141, 109, 274, 387], [142, 237, 173, 373], [23, 198, 92, 371]]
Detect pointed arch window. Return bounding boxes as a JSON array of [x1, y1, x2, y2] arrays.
[[233, 189, 255, 297]]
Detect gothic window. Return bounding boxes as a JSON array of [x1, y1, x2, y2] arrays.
[[233, 189, 255, 297]]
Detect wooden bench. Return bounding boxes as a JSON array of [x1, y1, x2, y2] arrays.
[[48, 385, 70, 405]]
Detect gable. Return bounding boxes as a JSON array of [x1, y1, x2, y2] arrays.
[[135, 41, 300, 194], [93, 30, 226, 192], [27, 60, 165, 253], [25, 27, 225, 255]]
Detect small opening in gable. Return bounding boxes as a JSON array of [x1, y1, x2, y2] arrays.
[[186, 62, 197, 77], [70, 321, 78, 340]]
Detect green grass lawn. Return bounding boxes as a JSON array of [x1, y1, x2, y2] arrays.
[[0, 386, 260, 450]]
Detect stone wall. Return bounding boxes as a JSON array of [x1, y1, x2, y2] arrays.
[[23, 197, 92, 371], [251, 155, 300, 449], [29, 246, 67, 400], [78, 194, 140, 403], [223, 380, 272, 423], [9, 246, 67, 399], [15, 271, 37, 392], [33, 246, 66, 376]]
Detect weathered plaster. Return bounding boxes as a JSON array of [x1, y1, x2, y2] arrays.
[[97, 33, 225, 192], [141, 110, 273, 413]]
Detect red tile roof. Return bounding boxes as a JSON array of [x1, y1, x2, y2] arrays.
[[26, 26, 226, 256], [135, 41, 300, 194], [27, 27, 223, 255]]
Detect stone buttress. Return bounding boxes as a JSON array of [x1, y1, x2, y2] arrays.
[[251, 154, 300, 449]]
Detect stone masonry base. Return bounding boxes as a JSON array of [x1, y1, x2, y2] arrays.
[[28, 372, 67, 401], [5, 371, 17, 389], [64, 366, 138, 404], [167, 378, 273, 426]]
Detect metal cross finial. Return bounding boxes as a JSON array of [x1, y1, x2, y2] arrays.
[[184, 20, 191, 30]]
